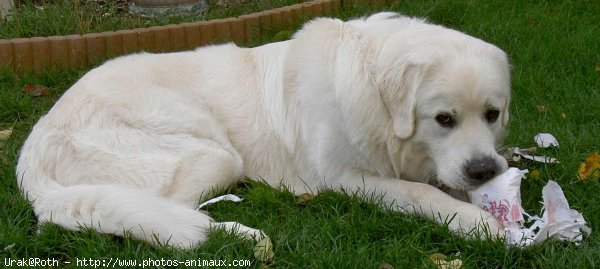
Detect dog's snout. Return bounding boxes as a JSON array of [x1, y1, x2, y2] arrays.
[[465, 157, 499, 182]]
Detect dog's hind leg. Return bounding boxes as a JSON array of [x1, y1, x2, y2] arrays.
[[159, 138, 243, 207], [157, 139, 267, 242]]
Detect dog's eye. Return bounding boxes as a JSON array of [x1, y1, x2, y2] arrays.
[[485, 109, 500, 123], [435, 113, 456, 128]]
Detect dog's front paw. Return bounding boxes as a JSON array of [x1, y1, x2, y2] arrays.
[[446, 203, 506, 241]]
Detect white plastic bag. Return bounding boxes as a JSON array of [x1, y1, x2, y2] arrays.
[[469, 168, 591, 247], [196, 194, 243, 210], [534, 133, 560, 148]]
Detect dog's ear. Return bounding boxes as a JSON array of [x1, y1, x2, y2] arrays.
[[495, 50, 511, 127], [379, 57, 428, 139]]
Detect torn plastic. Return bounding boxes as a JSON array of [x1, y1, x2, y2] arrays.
[[199, 194, 274, 260], [196, 194, 243, 210], [534, 133, 559, 148], [506, 133, 560, 164], [469, 168, 591, 247], [510, 147, 559, 164]]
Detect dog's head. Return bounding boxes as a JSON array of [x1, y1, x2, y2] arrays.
[[374, 15, 511, 190]]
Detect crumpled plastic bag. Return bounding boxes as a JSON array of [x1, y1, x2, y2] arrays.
[[469, 168, 591, 247], [531, 181, 591, 244]]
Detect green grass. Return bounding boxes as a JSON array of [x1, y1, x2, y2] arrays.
[[0, 0, 306, 39], [2, 0, 600, 268]]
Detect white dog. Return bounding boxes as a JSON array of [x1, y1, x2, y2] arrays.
[[17, 12, 511, 249]]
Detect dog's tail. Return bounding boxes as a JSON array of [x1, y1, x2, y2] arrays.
[[31, 183, 211, 248], [16, 150, 212, 249]]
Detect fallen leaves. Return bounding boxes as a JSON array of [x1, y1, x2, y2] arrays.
[[296, 192, 316, 203], [429, 253, 462, 269], [536, 105, 546, 112], [561, 112, 567, 119], [254, 236, 274, 262], [529, 169, 541, 180], [0, 127, 12, 141], [578, 152, 600, 181], [379, 262, 395, 269], [534, 105, 567, 120], [22, 84, 50, 97], [0, 126, 13, 165]]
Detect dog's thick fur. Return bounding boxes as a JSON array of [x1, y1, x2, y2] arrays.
[[17, 13, 511, 248]]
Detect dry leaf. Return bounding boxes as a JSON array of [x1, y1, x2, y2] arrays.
[[442, 260, 463, 269], [254, 236, 274, 262], [561, 113, 567, 119], [578, 152, 600, 181], [595, 64, 600, 73], [379, 262, 394, 269], [429, 253, 462, 269], [0, 127, 12, 164], [529, 169, 541, 180], [536, 105, 546, 112], [429, 253, 448, 261], [0, 128, 12, 141], [22, 84, 50, 97], [296, 192, 316, 203]]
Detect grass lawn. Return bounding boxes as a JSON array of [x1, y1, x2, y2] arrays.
[[1, 0, 600, 268], [0, 0, 306, 39]]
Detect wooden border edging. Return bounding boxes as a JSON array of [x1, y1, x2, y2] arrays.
[[0, 0, 391, 73]]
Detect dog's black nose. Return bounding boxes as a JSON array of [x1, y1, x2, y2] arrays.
[[465, 157, 499, 182]]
